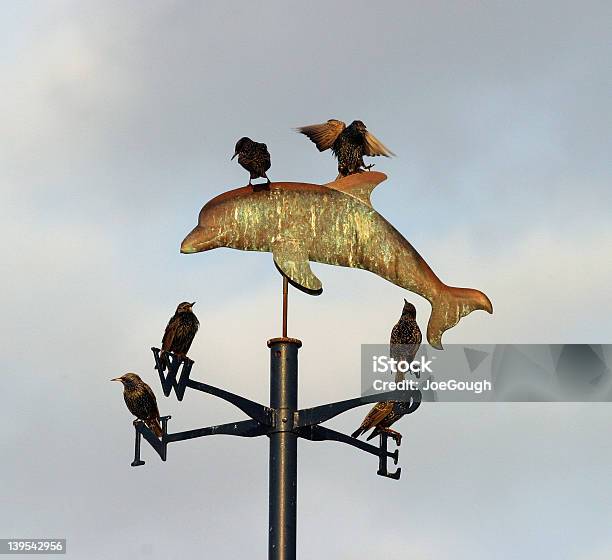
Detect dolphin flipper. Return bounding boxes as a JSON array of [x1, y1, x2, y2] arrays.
[[272, 240, 322, 295]]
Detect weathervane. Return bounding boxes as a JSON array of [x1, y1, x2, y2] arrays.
[[124, 164, 492, 560]]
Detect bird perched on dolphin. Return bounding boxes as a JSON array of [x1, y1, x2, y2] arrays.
[[180, 171, 492, 349], [296, 119, 394, 177], [232, 137, 271, 186]]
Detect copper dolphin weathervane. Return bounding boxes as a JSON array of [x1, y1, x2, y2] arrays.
[[181, 171, 492, 348]]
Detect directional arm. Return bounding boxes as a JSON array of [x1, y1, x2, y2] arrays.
[[297, 424, 391, 458], [187, 379, 273, 426], [294, 389, 421, 428], [141, 348, 419, 480], [297, 424, 401, 479], [132, 417, 270, 466], [165, 419, 269, 443]]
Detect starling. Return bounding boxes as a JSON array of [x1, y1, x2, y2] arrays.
[[161, 301, 199, 364], [350, 401, 415, 445], [232, 137, 271, 186], [351, 299, 422, 444], [112, 373, 162, 437], [296, 119, 394, 177], [391, 299, 422, 381]]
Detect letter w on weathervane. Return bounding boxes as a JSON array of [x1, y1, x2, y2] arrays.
[[152, 347, 193, 401]]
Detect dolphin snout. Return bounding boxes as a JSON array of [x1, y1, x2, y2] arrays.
[[180, 242, 197, 254], [181, 226, 204, 253], [180, 225, 222, 254]]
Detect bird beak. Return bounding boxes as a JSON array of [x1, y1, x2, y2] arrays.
[[231, 152, 238, 160], [111, 377, 122, 382], [190, 302, 196, 307], [404, 298, 408, 304]]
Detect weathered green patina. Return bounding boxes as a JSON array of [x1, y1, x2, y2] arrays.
[[181, 172, 492, 348]]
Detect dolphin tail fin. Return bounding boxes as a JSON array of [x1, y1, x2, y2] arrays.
[[427, 286, 493, 349]]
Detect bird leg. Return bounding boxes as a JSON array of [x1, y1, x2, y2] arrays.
[[253, 182, 270, 192], [364, 163, 375, 170], [381, 428, 402, 445]]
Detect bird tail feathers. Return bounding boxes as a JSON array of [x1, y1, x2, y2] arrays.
[[148, 418, 163, 438], [351, 427, 364, 439], [366, 429, 380, 442]]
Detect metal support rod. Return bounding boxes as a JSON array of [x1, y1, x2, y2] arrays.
[[282, 276, 288, 337], [268, 337, 301, 560]]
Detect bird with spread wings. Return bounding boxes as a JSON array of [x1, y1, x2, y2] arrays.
[[296, 119, 394, 178]]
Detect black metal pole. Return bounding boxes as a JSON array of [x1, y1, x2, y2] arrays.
[[268, 337, 301, 560]]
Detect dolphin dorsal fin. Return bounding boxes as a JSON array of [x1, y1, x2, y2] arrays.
[[324, 171, 387, 208]]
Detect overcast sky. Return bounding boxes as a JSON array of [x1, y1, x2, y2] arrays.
[[1, 2, 611, 559]]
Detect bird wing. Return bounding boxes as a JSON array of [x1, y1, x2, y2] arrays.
[[258, 143, 271, 170], [143, 382, 160, 419], [391, 322, 422, 381], [296, 119, 345, 151], [363, 130, 395, 157], [161, 316, 177, 352], [359, 401, 394, 431], [171, 317, 199, 355], [141, 384, 162, 437]]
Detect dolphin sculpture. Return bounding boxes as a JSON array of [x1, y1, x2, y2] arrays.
[[181, 172, 492, 349]]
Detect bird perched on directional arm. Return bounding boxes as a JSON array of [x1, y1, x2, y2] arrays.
[[161, 301, 199, 365], [112, 373, 162, 437], [351, 300, 421, 444], [232, 137, 271, 186], [296, 119, 394, 178]]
